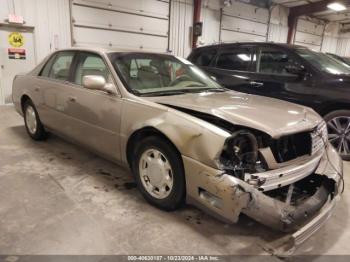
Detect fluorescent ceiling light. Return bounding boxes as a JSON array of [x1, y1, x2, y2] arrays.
[[327, 2, 346, 11]]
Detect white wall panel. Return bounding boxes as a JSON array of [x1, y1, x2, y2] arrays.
[[294, 18, 324, 51], [268, 23, 288, 43], [200, 4, 220, 46], [71, 0, 169, 52], [168, 0, 193, 57], [221, 15, 268, 37], [219, 1, 269, 43], [321, 36, 338, 53], [336, 37, 350, 57], [0, 0, 71, 62], [221, 30, 266, 43]]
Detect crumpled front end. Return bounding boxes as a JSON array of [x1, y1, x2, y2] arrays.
[[184, 140, 343, 253]]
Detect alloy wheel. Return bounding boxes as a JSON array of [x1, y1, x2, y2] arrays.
[[327, 116, 350, 157]]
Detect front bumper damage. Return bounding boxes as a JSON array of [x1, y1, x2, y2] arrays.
[[183, 143, 343, 255]]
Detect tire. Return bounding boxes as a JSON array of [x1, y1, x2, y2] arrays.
[[131, 136, 186, 211], [23, 99, 48, 141], [324, 110, 350, 161]]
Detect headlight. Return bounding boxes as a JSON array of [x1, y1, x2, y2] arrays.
[[218, 130, 267, 178]]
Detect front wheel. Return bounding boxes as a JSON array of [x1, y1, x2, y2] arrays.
[[131, 136, 186, 211], [23, 99, 48, 140], [324, 110, 350, 161]]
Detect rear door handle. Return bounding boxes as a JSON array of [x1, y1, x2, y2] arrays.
[[34, 86, 40, 92], [68, 96, 77, 102], [250, 81, 264, 87]]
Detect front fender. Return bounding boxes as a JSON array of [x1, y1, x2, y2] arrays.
[[120, 99, 230, 168]]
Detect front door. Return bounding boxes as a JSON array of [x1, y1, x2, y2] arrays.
[[249, 47, 315, 106], [63, 51, 122, 160], [0, 26, 36, 104]]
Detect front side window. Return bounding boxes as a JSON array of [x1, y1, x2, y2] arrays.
[[257, 48, 302, 75], [108, 53, 223, 96], [48, 52, 75, 81], [216, 49, 252, 71], [74, 53, 111, 85], [297, 48, 350, 75]]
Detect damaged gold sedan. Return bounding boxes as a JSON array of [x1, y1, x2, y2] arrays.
[[12, 48, 343, 254]]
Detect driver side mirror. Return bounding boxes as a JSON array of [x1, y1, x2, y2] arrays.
[[82, 75, 116, 95]]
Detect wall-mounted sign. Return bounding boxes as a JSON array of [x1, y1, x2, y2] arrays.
[[8, 48, 26, 60], [8, 32, 24, 48], [8, 14, 24, 24], [193, 22, 203, 37]]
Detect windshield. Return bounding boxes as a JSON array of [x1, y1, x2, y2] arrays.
[[296, 48, 350, 75], [108, 53, 223, 96]]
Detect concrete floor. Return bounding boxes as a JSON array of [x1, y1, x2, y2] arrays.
[[0, 105, 349, 257]]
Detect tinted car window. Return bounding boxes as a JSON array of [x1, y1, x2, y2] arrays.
[[191, 50, 216, 67], [297, 48, 350, 75], [258, 48, 301, 75], [48, 52, 75, 81], [74, 53, 111, 85], [216, 49, 252, 71]]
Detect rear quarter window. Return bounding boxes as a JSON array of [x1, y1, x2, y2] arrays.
[[190, 50, 216, 67]]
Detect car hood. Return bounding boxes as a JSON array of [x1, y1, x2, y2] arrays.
[[145, 90, 322, 138]]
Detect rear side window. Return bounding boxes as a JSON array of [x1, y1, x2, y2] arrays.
[[40, 54, 56, 77], [216, 49, 252, 71], [190, 50, 216, 67], [41, 52, 75, 81]]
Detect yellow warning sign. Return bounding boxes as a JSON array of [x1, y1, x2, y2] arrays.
[[8, 32, 24, 48]]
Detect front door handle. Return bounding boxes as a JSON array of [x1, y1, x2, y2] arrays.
[[34, 86, 40, 92], [68, 96, 77, 102], [250, 81, 264, 87]]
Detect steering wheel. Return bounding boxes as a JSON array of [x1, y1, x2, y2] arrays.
[[169, 75, 192, 86]]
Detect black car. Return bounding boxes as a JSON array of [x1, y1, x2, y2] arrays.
[[188, 42, 350, 160]]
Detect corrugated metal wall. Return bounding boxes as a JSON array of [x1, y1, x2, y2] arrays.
[[267, 5, 288, 43], [0, 0, 71, 62], [168, 0, 193, 57]]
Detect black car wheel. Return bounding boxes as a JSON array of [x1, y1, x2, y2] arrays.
[[324, 110, 350, 160]]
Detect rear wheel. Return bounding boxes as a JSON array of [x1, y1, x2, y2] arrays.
[[131, 136, 186, 211], [23, 99, 48, 140], [324, 110, 350, 161]]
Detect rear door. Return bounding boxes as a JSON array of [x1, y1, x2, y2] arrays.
[[203, 46, 256, 93], [36, 51, 76, 131], [248, 46, 316, 105]]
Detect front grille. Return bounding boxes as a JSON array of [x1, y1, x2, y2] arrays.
[[270, 131, 312, 163]]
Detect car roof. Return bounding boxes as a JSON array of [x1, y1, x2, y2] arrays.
[[56, 46, 171, 56], [192, 42, 308, 51]]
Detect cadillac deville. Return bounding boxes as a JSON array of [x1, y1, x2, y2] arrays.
[[12, 48, 343, 254]]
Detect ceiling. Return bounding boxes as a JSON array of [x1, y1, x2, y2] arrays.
[[273, 0, 350, 23], [273, 0, 323, 8]]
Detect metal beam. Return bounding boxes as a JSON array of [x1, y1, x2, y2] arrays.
[[192, 0, 201, 48], [287, 0, 350, 43], [290, 0, 350, 17]]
